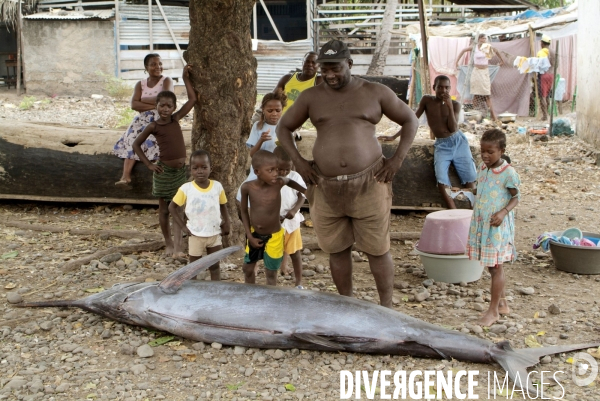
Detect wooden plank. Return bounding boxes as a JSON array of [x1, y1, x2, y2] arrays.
[[351, 65, 411, 76], [0, 194, 158, 205], [120, 49, 181, 60], [351, 54, 410, 65], [120, 68, 182, 80], [38, 1, 114, 8], [121, 59, 184, 70]]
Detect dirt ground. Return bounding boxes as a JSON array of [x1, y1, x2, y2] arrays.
[[1, 91, 600, 400]]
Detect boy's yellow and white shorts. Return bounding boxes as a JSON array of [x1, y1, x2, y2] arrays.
[[244, 227, 284, 270]]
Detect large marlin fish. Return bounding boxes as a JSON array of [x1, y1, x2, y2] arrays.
[[18, 246, 599, 392]]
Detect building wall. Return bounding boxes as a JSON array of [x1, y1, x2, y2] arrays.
[[23, 19, 116, 96], [577, 2, 600, 147]]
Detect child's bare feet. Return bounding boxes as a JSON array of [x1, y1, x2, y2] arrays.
[[498, 300, 510, 315], [164, 246, 174, 256], [173, 251, 186, 260], [477, 309, 500, 327]]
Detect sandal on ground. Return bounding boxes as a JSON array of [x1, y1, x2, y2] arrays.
[[295, 285, 304, 289], [294, 133, 302, 141], [115, 179, 132, 189]]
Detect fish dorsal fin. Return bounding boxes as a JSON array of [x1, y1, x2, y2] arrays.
[[292, 333, 345, 350], [158, 246, 242, 294]]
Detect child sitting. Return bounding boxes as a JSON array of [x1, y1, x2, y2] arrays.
[[467, 129, 520, 326], [273, 146, 306, 289], [133, 64, 197, 257], [240, 150, 305, 286], [382, 75, 477, 209], [168, 150, 231, 280]]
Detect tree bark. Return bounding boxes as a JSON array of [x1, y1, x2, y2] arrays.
[[367, 0, 399, 76], [186, 0, 258, 246]]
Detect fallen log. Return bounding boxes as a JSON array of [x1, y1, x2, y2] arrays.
[[3, 220, 161, 240], [61, 240, 165, 272], [0, 121, 473, 209]]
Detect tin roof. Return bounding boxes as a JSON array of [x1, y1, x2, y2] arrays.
[[448, 0, 537, 11], [24, 9, 114, 20]]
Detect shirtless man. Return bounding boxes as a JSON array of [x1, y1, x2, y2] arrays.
[[382, 75, 476, 209], [277, 40, 418, 308]]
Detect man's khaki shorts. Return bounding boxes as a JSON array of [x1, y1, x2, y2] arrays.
[[189, 234, 222, 257], [306, 157, 391, 256]]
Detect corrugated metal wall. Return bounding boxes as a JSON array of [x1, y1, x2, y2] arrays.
[[118, 5, 313, 93]]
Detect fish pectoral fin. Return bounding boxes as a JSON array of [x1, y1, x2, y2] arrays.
[[292, 333, 345, 350]]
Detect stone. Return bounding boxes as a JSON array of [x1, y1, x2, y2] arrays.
[[414, 290, 430, 302], [489, 324, 508, 334], [519, 287, 535, 295], [3, 377, 27, 390], [302, 270, 315, 277], [234, 346, 246, 355], [273, 350, 285, 360], [91, 94, 104, 100], [100, 253, 122, 263], [422, 279, 434, 287], [6, 292, 23, 304], [131, 364, 146, 374], [137, 344, 154, 358], [548, 304, 561, 315], [351, 251, 364, 262], [302, 248, 311, 255], [453, 300, 466, 308], [245, 367, 255, 377], [211, 342, 223, 350], [473, 303, 486, 312], [39, 321, 54, 331]]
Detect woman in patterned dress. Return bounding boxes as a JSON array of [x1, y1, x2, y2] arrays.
[[113, 53, 173, 187], [467, 129, 520, 326]]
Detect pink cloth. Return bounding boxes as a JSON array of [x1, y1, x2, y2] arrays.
[[428, 36, 471, 98]]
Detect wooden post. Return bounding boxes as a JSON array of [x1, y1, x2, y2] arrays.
[[529, 24, 539, 118], [252, 2, 257, 40], [417, 0, 430, 92], [548, 41, 559, 136], [155, 0, 185, 66], [259, 0, 283, 42], [149, 0, 153, 51], [16, 0, 22, 94], [115, 0, 121, 78]]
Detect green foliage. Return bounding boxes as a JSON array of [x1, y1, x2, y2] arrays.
[[115, 106, 136, 129], [225, 382, 244, 391], [96, 70, 132, 100], [19, 96, 36, 110], [527, 0, 570, 9]]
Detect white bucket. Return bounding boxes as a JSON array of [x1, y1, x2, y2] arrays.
[[414, 249, 484, 284]]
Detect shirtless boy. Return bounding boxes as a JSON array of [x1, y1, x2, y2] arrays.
[[240, 150, 306, 286], [277, 40, 418, 308], [383, 75, 476, 209]]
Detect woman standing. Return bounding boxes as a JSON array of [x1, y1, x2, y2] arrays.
[[456, 34, 504, 121], [113, 53, 173, 187]]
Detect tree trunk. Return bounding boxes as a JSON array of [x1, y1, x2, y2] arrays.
[[186, 0, 257, 246], [367, 0, 399, 76]]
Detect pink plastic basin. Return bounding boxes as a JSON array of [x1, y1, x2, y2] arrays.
[[416, 209, 473, 255]]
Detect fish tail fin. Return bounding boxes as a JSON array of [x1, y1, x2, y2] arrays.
[[490, 340, 600, 394], [15, 300, 81, 308]]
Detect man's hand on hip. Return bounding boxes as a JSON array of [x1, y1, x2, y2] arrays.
[[374, 157, 402, 183], [295, 159, 320, 186]]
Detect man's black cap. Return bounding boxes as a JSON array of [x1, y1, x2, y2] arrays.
[[316, 40, 351, 63]]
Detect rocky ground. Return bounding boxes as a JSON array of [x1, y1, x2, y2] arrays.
[[1, 91, 600, 400]]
